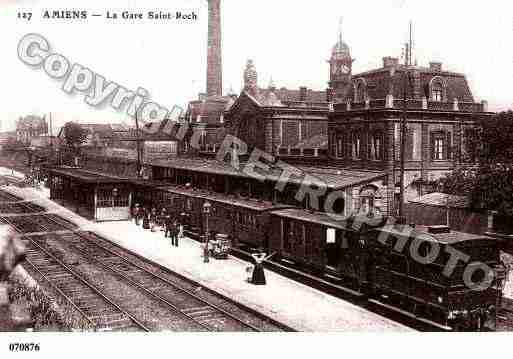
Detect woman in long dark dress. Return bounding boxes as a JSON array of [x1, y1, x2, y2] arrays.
[[142, 208, 150, 230], [251, 252, 267, 285]]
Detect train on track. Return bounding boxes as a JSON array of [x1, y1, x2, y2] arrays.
[[132, 183, 507, 331]]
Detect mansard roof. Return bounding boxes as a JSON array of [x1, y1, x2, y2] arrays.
[[186, 95, 236, 124], [351, 64, 475, 102]]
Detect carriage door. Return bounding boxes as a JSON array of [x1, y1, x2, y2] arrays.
[[325, 227, 341, 272], [282, 220, 294, 259]]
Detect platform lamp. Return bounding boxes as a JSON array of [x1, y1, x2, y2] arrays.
[[203, 200, 212, 263], [55, 147, 60, 167], [112, 187, 119, 208]]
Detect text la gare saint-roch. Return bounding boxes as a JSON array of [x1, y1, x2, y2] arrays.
[[106, 10, 197, 20]]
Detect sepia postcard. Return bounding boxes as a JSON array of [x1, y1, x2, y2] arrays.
[[0, 0, 512, 357]]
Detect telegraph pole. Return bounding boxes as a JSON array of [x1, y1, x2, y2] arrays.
[[134, 111, 142, 178], [398, 21, 413, 223]]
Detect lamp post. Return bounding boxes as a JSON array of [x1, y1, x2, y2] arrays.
[[203, 200, 212, 263], [134, 111, 143, 179], [55, 148, 60, 166], [112, 187, 119, 208]]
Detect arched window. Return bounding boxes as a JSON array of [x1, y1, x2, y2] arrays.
[[354, 80, 367, 103], [336, 133, 344, 158], [359, 186, 379, 215], [429, 77, 446, 102], [351, 132, 361, 160], [369, 131, 383, 161]]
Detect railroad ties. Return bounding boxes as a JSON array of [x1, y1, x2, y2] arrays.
[[497, 297, 513, 331], [0, 188, 288, 332]]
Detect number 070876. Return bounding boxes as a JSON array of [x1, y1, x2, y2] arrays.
[[9, 343, 40, 352]]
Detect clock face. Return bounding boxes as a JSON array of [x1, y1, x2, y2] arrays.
[[340, 64, 350, 74]]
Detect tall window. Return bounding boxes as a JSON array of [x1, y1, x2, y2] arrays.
[[336, 135, 344, 158], [369, 132, 383, 161], [434, 137, 444, 160], [351, 133, 361, 160], [431, 131, 451, 160], [355, 82, 366, 103], [330, 133, 337, 156], [431, 80, 444, 102]]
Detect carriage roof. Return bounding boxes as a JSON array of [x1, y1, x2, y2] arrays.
[[374, 224, 495, 245]]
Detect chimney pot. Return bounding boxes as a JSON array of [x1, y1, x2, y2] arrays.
[[383, 57, 399, 68], [299, 86, 308, 101], [326, 88, 334, 102], [430, 62, 442, 72], [481, 100, 489, 112]]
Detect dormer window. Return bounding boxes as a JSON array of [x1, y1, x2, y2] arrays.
[[429, 77, 446, 102], [354, 80, 367, 103], [432, 83, 443, 102]]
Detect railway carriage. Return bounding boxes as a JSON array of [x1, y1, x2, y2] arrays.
[[364, 224, 504, 330], [268, 210, 384, 289], [130, 178, 505, 331], [136, 184, 283, 248]]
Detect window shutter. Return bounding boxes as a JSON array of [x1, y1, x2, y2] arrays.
[[405, 127, 414, 161], [430, 132, 435, 160], [446, 131, 452, 160]]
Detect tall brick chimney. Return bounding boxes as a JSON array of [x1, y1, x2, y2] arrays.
[[207, 0, 222, 97]]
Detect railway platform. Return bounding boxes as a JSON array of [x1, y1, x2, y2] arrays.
[[0, 184, 413, 332]]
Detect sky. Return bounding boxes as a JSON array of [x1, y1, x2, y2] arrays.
[[1, 0, 513, 133]]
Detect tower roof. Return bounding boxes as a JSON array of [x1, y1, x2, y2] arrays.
[[331, 17, 351, 60]]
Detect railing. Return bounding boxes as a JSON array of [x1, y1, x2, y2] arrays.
[[281, 101, 330, 109], [276, 147, 323, 157], [334, 98, 486, 113]]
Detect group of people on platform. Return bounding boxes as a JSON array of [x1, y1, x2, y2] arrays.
[[130, 203, 268, 286], [131, 204, 181, 247]]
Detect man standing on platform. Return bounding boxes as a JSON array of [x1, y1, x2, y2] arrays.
[[164, 214, 173, 240], [132, 203, 141, 225], [171, 219, 179, 247]]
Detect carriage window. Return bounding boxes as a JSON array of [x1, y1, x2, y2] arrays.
[[340, 231, 348, 249], [325, 227, 340, 270], [326, 228, 336, 244]]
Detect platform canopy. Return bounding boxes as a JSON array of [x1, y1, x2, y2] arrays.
[[48, 167, 132, 221], [149, 157, 385, 191]]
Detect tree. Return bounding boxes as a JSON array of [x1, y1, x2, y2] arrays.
[[62, 122, 88, 153], [437, 111, 513, 216], [465, 111, 513, 165]]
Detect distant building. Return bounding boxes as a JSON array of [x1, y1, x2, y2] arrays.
[[328, 53, 493, 214], [30, 134, 60, 148], [0, 131, 17, 150], [225, 60, 330, 163], [16, 115, 48, 144]]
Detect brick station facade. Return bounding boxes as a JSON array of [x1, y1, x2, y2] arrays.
[[328, 60, 494, 215]]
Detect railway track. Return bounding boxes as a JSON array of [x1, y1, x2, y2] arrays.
[[24, 237, 149, 332], [497, 297, 513, 331], [0, 190, 22, 202], [59, 231, 285, 331], [0, 201, 45, 214], [0, 189, 288, 331]]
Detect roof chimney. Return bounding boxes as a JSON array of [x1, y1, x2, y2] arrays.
[[206, 0, 223, 97], [430, 62, 442, 72], [299, 86, 308, 101], [383, 57, 399, 68], [326, 88, 334, 102]]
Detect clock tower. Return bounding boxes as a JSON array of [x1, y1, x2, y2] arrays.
[[328, 20, 353, 102]]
